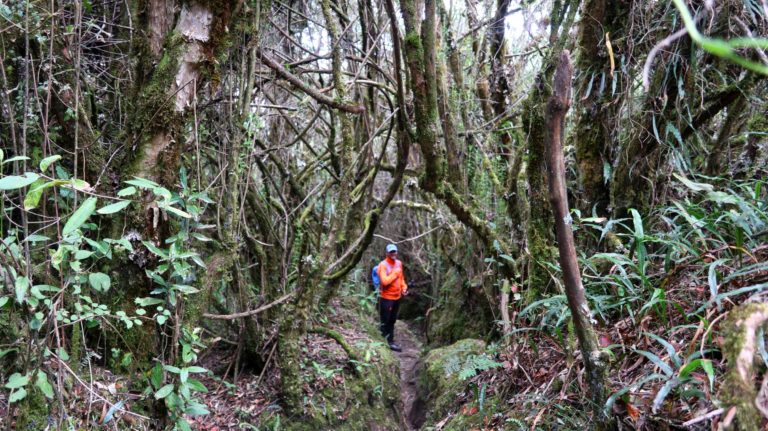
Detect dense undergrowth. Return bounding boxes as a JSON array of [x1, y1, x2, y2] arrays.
[[414, 174, 768, 429]]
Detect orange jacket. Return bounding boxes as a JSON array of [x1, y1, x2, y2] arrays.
[[378, 257, 407, 300]]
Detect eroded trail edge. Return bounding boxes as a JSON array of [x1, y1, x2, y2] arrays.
[[393, 321, 423, 430]]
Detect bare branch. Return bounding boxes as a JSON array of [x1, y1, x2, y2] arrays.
[[257, 48, 366, 115], [203, 292, 295, 320]]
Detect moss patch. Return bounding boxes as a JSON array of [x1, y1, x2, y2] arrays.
[[272, 297, 404, 431], [426, 268, 494, 345], [416, 338, 486, 426], [15, 386, 50, 430], [718, 303, 768, 431]]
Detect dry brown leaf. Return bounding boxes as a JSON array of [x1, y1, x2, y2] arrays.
[[626, 402, 640, 422]]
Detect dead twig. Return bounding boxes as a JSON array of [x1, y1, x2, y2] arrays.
[[257, 48, 365, 114], [203, 292, 294, 320]]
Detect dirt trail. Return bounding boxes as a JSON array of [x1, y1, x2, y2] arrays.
[[393, 321, 423, 430]]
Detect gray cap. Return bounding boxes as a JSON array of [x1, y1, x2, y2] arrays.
[[386, 243, 398, 253]]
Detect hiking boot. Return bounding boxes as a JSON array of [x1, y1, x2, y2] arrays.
[[388, 343, 402, 352]]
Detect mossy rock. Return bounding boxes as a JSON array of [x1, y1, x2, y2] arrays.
[[416, 338, 486, 426], [426, 268, 494, 346], [279, 302, 404, 431]]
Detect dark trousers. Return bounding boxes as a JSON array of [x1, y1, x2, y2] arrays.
[[379, 298, 400, 344]]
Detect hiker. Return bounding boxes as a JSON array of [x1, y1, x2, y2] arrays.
[[377, 243, 408, 352]]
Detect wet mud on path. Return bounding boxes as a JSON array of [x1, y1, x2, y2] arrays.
[[393, 321, 424, 430]]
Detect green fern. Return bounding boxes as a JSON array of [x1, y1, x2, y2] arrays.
[[457, 354, 503, 380]]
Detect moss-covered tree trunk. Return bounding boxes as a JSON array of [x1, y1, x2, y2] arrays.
[[520, 0, 578, 295], [573, 0, 627, 216], [521, 64, 556, 295], [110, 0, 236, 366], [488, 0, 513, 160], [719, 303, 768, 431], [130, 0, 234, 186]]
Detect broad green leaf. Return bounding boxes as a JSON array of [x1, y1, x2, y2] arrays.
[[0, 297, 8, 308], [142, 241, 168, 259], [191, 255, 206, 268], [1, 156, 31, 165], [150, 363, 163, 389], [135, 297, 164, 307], [125, 177, 160, 189], [67, 179, 92, 191], [33, 285, 61, 294], [8, 388, 27, 403], [15, 276, 29, 304], [162, 205, 191, 219], [23, 178, 46, 210], [84, 237, 109, 254], [104, 238, 134, 252], [192, 193, 214, 204], [184, 402, 210, 417], [186, 366, 207, 373], [57, 347, 69, 361], [74, 250, 93, 260], [153, 187, 172, 201], [35, 371, 54, 399], [24, 234, 50, 243], [0, 173, 40, 190], [173, 284, 199, 294], [629, 209, 644, 239], [700, 38, 733, 56], [191, 233, 212, 242], [88, 272, 111, 292], [499, 254, 515, 263], [23, 179, 69, 210], [679, 358, 702, 378], [186, 378, 207, 393], [117, 186, 137, 197], [176, 418, 192, 431], [30, 285, 46, 300], [62, 197, 97, 235], [97, 200, 131, 215], [39, 155, 62, 171], [5, 372, 29, 389], [154, 384, 174, 399], [163, 365, 181, 374]]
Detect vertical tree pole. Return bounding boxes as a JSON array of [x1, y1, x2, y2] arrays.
[[545, 51, 609, 422]]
